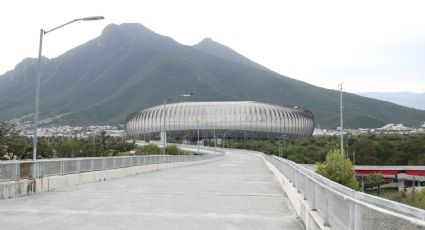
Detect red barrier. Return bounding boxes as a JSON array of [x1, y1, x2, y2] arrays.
[[355, 170, 400, 176], [406, 170, 425, 176]]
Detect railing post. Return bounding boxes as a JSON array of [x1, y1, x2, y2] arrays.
[[31, 161, 36, 179], [311, 181, 317, 210], [291, 167, 295, 183], [37, 161, 41, 178], [15, 163, 20, 181], [60, 160, 64, 175], [303, 175, 307, 200], [76, 160, 81, 173], [349, 200, 356, 230], [285, 165, 289, 181], [324, 189, 331, 226], [297, 172, 301, 193]]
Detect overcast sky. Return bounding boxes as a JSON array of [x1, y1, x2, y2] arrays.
[[1, 0, 424, 93]]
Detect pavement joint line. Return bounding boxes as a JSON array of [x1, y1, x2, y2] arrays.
[[0, 209, 296, 221], [48, 191, 286, 197]]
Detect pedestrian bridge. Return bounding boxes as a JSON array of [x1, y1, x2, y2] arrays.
[[1, 147, 425, 230]]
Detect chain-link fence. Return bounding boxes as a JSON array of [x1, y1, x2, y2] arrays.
[[263, 154, 425, 230], [0, 153, 223, 182]]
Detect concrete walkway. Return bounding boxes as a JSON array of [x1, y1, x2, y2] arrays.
[[0, 151, 304, 230]]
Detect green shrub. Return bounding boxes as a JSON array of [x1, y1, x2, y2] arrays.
[[165, 144, 183, 155], [316, 149, 359, 190], [383, 189, 425, 210], [136, 144, 160, 155]]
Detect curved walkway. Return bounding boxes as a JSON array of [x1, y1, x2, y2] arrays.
[[0, 151, 303, 230]]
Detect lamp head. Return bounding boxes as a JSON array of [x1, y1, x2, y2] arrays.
[[81, 16, 105, 21], [182, 92, 194, 97]]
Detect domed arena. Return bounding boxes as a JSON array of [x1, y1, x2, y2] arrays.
[[126, 101, 314, 141]]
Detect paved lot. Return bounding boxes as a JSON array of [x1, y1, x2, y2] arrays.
[[0, 151, 304, 230]]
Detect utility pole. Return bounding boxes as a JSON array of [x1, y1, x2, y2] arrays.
[[213, 129, 216, 152], [339, 83, 344, 156], [197, 118, 200, 154]]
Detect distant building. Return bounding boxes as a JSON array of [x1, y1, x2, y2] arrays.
[[377, 123, 412, 132]]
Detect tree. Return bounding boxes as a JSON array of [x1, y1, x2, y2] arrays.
[[352, 139, 379, 165], [0, 121, 22, 160], [0, 121, 19, 137], [316, 149, 359, 190], [366, 173, 384, 195]]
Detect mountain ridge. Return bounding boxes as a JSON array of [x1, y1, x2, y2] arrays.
[[193, 37, 267, 70], [0, 23, 424, 128], [357, 92, 425, 111]]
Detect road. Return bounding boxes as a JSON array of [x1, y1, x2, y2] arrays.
[[0, 151, 304, 230]]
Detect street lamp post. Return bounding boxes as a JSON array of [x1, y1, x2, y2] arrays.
[[161, 92, 193, 155], [32, 16, 104, 177], [279, 135, 286, 158], [221, 130, 232, 149], [213, 129, 216, 152]]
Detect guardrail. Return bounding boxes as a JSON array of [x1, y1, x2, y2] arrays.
[[0, 153, 223, 182], [262, 153, 425, 229]]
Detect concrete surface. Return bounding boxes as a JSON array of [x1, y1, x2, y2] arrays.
[[0, 151, 303, 230]]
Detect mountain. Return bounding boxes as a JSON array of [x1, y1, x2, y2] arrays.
[[357, 92, 425, 111], [0, 23, 424, 128]]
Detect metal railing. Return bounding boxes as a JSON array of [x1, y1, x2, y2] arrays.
[[262, 153, 425, 230], [0, 153, 223, 182]]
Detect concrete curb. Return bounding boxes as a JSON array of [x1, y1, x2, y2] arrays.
[[0, 179, 35, 199]]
